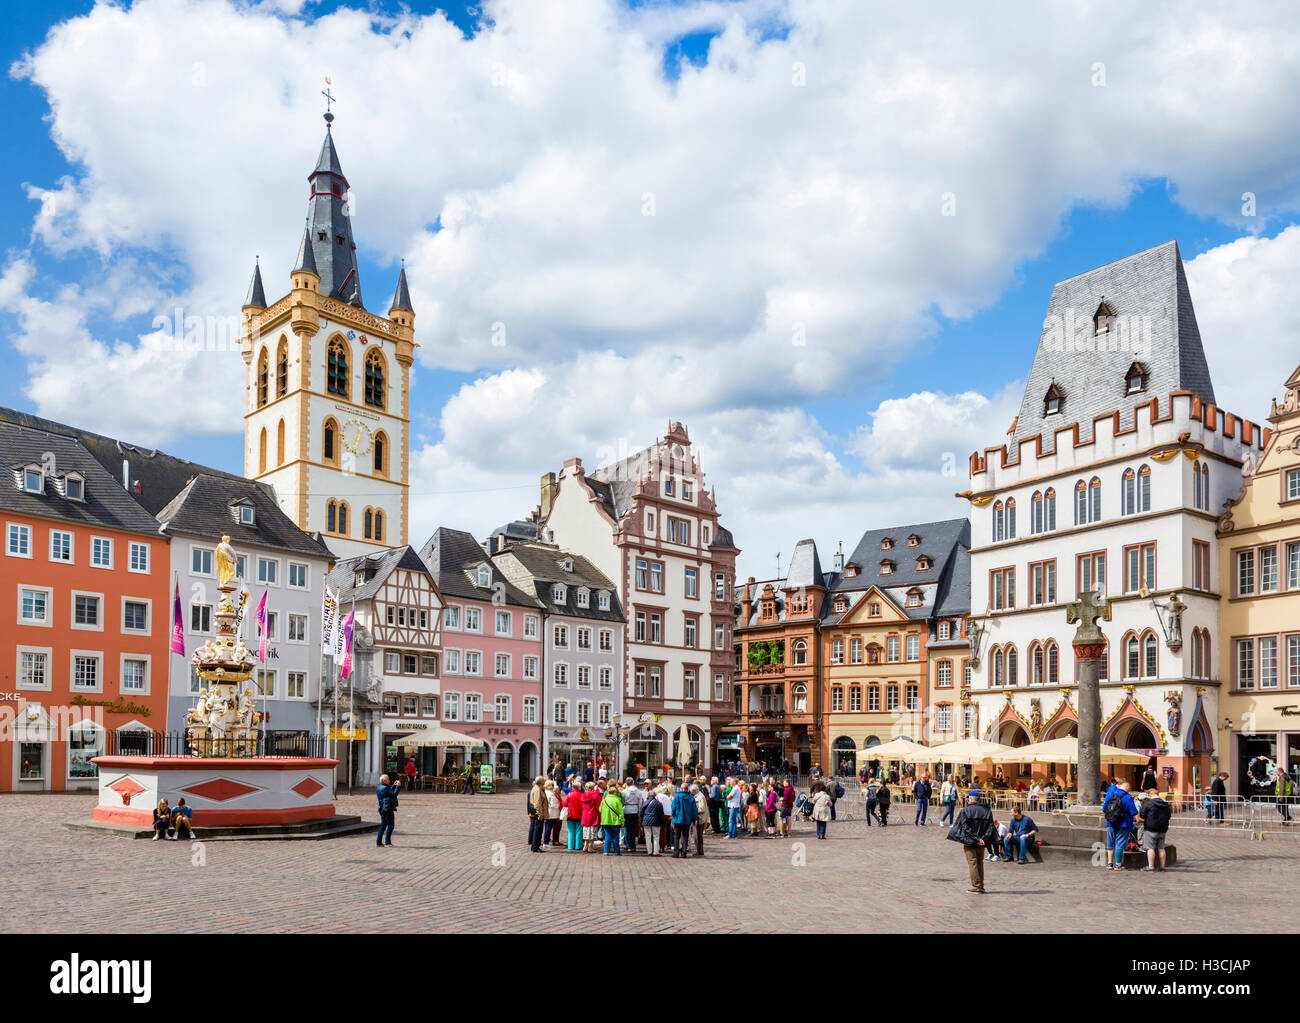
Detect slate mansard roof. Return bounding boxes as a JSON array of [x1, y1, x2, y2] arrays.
[[1011, 240, 1217, 454], [0, 420, 165, 537], [820, 517, 970, 625], [156, 474, 334, 560], [0, 405, 251, 516], [491, 542, 625, 624], [418, 526, 541, 608], [328, 545, 430, 604]]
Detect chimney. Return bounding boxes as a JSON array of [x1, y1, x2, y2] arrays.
[[539, 471, 558, 519], [122, 459, 130, 491], [833, 542, 844, 573], [741, 576, 755, 623]]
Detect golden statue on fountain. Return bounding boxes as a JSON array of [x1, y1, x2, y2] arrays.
[[185, 534, 261, 757]]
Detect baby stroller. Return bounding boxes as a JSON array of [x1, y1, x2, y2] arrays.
[[794, 792, 815, 823]]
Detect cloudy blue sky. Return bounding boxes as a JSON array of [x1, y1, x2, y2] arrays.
[[4, 0, 1300, 578]]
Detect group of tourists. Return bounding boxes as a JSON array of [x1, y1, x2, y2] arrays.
[[524, 771, 845, 854]]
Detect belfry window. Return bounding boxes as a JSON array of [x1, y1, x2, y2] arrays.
[[364, 349, 385, 408], [327, 337, 350, 398]]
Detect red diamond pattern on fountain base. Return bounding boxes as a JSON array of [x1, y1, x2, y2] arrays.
[[182, 778, 261, 802], [291, 777, 325, 799], [109, 776, 146, 805]]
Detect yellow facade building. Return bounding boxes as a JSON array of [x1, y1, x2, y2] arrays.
[[1217, 363, 1300, 796]]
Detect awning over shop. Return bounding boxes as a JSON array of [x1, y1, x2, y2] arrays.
[[393, 726, 488, 749]]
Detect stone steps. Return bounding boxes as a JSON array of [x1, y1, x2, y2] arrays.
[[65, 814, 379, 841]]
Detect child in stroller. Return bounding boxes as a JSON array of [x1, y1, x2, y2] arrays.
[[794, 791, 815, 823]]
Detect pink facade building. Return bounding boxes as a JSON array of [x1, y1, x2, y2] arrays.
[[420, 527, 544, 780]]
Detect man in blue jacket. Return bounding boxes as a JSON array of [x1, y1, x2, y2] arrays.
[[1005, 807, 1039, 863], [913, 773, 933, 826], [376, 774, 401, 847], [1104, 780, 1139, 870], [671, 781, 698, 858]]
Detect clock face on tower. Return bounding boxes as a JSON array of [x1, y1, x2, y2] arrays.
[[341, 417, 373, 456]]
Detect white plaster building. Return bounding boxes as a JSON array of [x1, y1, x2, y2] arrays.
[[962, 242, 1265, 794], [538, 423, 740, 773]]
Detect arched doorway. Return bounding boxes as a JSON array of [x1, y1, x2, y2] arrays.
[[995, 723, 1032, 785], [1111, 719, 1158, 788], [833, 736, 856, 778], [517, 741, 537, 782], [494, 741, 516, 784]]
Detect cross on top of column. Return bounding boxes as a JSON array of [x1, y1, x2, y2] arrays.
[[1065, 590, 1111, 645]]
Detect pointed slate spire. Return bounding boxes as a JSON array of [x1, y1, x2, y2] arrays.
[[302, 120, 362, 305], [390, 261, 413, 313], [293, 224, 318, 277], [244, 258, 266, 308]]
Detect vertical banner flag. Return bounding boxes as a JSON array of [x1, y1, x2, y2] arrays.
[[321, 587, 338, 659], [332, 600, 348, 663], [255, 591, 269, 663], [232, 581, 251, 638], [339, 610, 356, 679], [170, 578, 185, 655]]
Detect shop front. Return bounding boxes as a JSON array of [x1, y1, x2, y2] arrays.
[[628, 725, 668, 780], [381, 719, 442, 781], [446, 723, 541, 783], [547, 726, 619, 776]]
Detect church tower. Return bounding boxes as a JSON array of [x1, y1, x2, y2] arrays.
[[239, 108, 414, 558]]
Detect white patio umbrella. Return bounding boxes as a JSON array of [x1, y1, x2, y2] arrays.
[[922, 738, 1013, 764], [854, 737, 929, 762], [988, 736, 1150, 765]]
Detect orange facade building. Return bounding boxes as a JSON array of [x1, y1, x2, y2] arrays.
[[2, 421, 171, 792]]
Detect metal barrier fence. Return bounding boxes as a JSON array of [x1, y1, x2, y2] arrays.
[[103, 731, 330, 759], [832, 788, 1300, 840]]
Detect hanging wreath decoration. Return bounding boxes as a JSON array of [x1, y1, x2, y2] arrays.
[[1247, 755, 1277, 787]]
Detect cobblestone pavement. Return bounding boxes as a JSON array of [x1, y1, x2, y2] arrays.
[[5, 790, 1297, 933]]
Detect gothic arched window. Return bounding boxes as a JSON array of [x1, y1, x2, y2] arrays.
[[323, 418, 339, 466], [256, 348, 269, 407], [327, 336, 350, 398], [364, 348, 386, 409], [276, 337, 288, 397]]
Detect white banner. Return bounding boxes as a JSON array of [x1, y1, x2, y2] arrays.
[[321, 586, 339, 659], [232, 582, 251, 638]]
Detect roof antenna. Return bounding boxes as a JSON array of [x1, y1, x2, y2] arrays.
[[776, 552, 782, 578]]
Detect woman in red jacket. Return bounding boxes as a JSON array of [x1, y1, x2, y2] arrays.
[[579, 781, 602, 853]]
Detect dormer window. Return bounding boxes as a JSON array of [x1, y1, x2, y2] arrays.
[[907, 534, 920, 547], [559, 557, 573, 572], [22, 466, 43, 494], [880, 537, 894, 550], [552, 585, 566, 603], [576, 588, 589, 608], [834, 597, 847, 613], [844, 563, 859, 578], [938, 620, 951, 640], [880, 560, 895, 575], [64, 475, 85, 502], [916, 556, 931, 571], [477, 565, 491, 587], [1125, 361, 1148, 395], [1093, 300, 1115, 335], [232, 501, 255, 527], [598, 592, 610, 611], [1044, 381, 1064, 416], [905, 588, 922, 608]]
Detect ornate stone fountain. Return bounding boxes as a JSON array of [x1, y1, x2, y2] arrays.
[[185, 535, 261, 757]]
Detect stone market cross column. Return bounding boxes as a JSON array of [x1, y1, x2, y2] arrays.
[[1066, 590, 1111, 809]]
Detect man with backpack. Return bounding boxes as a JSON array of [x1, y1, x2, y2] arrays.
[[1138, 789, 1172, 871], [828, 775, 844, 821], [1103, 780, 1139, 870], [864, 778, 880, 825]]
